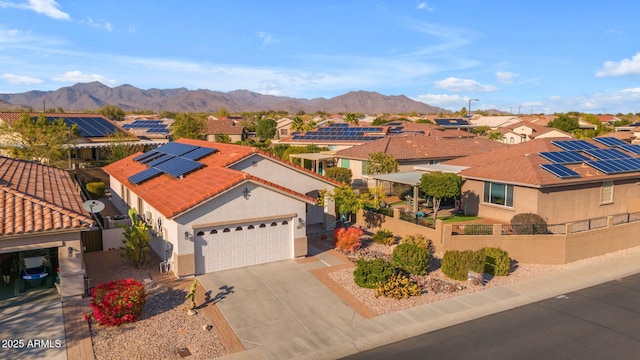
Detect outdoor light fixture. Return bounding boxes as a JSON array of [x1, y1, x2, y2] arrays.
[[67, 247, 80, 257], [242, 187, 251, 199], [184, 231, 190, 240]]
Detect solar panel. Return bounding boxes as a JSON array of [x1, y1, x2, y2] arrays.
[[551, 140, 599, 151], [540, 163, 581, 179], [583, 148, 631, 160], [587, 158, 640, 174], [181, 147, 216, 160], [619, 144, 640, 155], [134, 150, 159, 162], [539, 151, 590, 164], [145, 154, 175, 167], [593, 137, 628, 147], [156, 142, 198, 156], [128, 168, 162, 184], [155, 157, 204, 177], [139, 151, 165, 164]]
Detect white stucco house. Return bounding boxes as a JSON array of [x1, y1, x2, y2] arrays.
[[103, 139, 338, 277]]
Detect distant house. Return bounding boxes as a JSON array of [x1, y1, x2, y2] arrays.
[[103, 139, 338, 276], [334, 134, 507, 187], [495, 121, 572, 144], [0, 156, 93, 299], [205, 118, 247, 143], [444, 138, 640, 224], [276, 117, 293, 139], [470, 116, 522, 129]]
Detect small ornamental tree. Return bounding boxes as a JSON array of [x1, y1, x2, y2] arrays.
[[334, 227, 364, 252], [121, 208, 152, 267], [324, 167, 353, 184], [90, 279, 147, 326], [419, 172, 463, 224], [364, 152, 399, 176]]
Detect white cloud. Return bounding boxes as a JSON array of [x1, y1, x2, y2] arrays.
[[416, 2, 435, 11], [1, 73, 43, 84], [0, 0, 70, 20], [435, 77, 497, 92], [81, 17, 113, 32], [257, 31, 277, 47], [596, 52, 640, 77], [128, 25, 136, 34], [52, 71, 116, 84], [496, 71, 518, 84]]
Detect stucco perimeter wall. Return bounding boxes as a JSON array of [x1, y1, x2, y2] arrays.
[[355, 210, 444, 252], [564, 220, 640, 263]]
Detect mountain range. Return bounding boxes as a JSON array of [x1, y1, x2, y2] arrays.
[[0, 82, 450, 114]]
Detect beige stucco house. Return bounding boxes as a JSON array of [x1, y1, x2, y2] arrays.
[[104, 139, 338, 277]]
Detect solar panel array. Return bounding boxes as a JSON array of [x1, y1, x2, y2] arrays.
[[122, 119, 170, 134], [541, 138, 640, 179], [434, 118, 470, 126], [39, 116, 118, 137], [291, 123, 386, 141], [128, 143, 217, 184]]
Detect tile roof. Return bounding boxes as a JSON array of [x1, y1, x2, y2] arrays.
[[443, 138, 640, 187], [0, 157, 92, 236], [103, 139, 330, 219], [334, 134, 507, 161], [206, 119, 245, 135]]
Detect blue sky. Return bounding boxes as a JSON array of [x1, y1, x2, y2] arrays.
[[1, 1, 640, 114]]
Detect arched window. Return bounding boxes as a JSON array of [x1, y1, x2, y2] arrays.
[[259, 223, 266, 228], [223, 228, 230, 232], [282, 220, 288, 225], [196, 231, 205, 236], [210, 229, 217, 234], [270, 222, 278, 227], [247, 225, 255, 230], [235, 226, 243, 231]]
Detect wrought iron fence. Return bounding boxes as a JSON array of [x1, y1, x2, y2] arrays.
[[501, 223, 566, 235], [571, 216, 608, 233], [612, 212, 640, 225], [451, 224, 493, 235], [399, 210, 435, 228]]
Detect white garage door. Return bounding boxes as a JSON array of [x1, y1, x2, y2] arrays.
[[195, 219, 292, 274]]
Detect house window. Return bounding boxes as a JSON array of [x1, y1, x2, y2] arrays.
[[280, 129, 288, 136], [223, 228, 230, 232], [120, 184, 125, 198], [210, 229, 218, 234], [235, 226, 243, 231], [125, 189, 131, 205], [247, 225, 254, 230], [328, 145, 338, 151], [282, 220, 288, 225], [259, 224, 266, 228], [601, 181, 614, 204], [509, 137, 515, 144], [340, 158, 350, 169], [361, 161, 368, 175], [483, 182, 514, 207], [271, 222, 278, 227], [137, 197, 144, 215], [197, 231, 205, 236]]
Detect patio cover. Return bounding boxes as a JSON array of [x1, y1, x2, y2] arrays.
[[288, 152, 336, 174]]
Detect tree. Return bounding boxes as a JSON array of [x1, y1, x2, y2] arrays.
[[325, 167, 352, 184], [419, 172, 463, 223], [215, 107, 230, 118], [344, 112, 359, 125], [364, 152, 399, 176], [214, 133, 231, 143], [121, 208, 152, 268], [0, 113, 78, 163], [320, 185, 385, 224], [291, 115, 305, 132], [256, 118, 277, 139], [488, 131, 503, 141], [171, 113, 206, 140], [99, 105, 126, 121], [548, 114, 579, 133], [103, 131, 143, 164]]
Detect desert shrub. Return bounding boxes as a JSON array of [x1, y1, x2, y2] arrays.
[[401, 234, 435, 254], [353, 258, 395, 289], [441, 250, 485, 281], [324, 167, 352, 184], [483, 247, 511, 276], [375, 272, 421, 299], [463, 224, 493, 235], [392, 243, 430, 276], [334, 227, 364, 252], [86, 181, 106, 199], [392, 183, 411, 198], [510, 213, 548, 234], [90, 279, 147, 326], [372, 229, 396, 246]]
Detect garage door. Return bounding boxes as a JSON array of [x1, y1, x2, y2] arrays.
[[195, 219, 292, 274]]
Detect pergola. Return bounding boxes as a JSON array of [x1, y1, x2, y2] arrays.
[[288, 152, 336, 175]]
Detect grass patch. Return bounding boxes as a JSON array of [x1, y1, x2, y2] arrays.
[[439, 214, 481, 223]]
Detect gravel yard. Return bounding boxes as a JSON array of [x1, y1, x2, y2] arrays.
[[327, 240, 640, 315], [84, 250, 226, 360]]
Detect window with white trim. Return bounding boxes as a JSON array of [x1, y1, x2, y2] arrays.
[[483, 182, 514, 207], [600, 181, 614, 204], [340, 158, 350, 169]]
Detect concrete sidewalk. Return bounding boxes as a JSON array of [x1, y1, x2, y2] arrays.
[[214, 248, 640, 360]]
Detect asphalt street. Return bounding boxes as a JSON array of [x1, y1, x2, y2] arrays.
[[343, 272, 640, 360]]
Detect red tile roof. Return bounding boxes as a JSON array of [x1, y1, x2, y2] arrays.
[[0, 157, 92, 236], [444, 138, 640, 187], [335, 134, 507, 161], [103, 139, 332, 219], [206, 119, 245, 136]]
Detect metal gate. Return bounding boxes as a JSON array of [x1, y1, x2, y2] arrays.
[[81, 229, 103, 252]]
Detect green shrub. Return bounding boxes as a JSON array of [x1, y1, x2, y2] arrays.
[[510, 213, 548, 234], [401, 234, 435, 254], [463, 224, 493, 235], [324, 167, 353, 184], [86, 181, 106, 199], [353, 258, 395, 289], [441, 250, 485, 281], [483, 247, 511, 276], [392, 242, 430, 276], [372, 229, 396, 246], [375, 272, 421, 299]]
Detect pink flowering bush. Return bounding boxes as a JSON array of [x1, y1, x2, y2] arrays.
[[90, 279, 147, 326]]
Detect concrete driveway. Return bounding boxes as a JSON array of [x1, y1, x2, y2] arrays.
[[0, 289, 66, 360], [197, 258, 364, 359]]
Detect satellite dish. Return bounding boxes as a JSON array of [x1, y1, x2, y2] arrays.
[[83, 200, 105, 214]]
